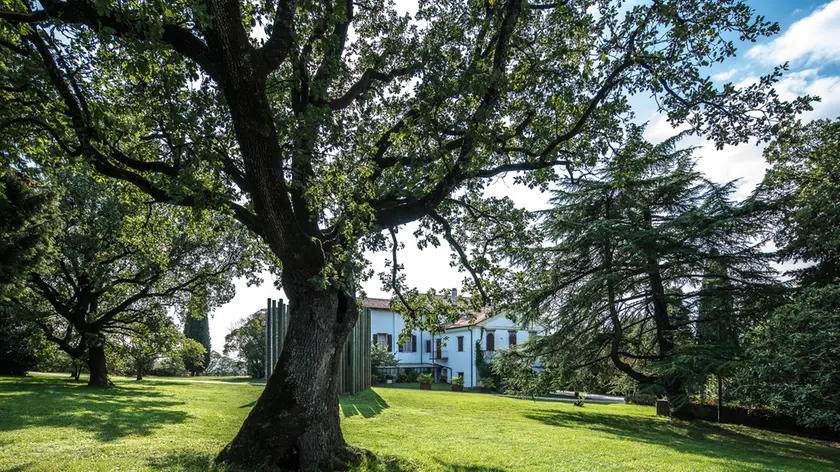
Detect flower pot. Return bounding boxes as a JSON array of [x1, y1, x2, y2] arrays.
[[451, 385, 464, 392], [420, 383, 432, 390], [479, 387, 492, 394]]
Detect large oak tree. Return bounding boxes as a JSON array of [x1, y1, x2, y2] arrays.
[[0, 0, 808, 469], [9, 170, 255, 386]]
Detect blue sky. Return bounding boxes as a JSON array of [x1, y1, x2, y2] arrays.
[[206, 0, 840, 349]]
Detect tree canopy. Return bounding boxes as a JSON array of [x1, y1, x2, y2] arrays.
[[7, 169, 257, 385], [498, 129, 781, 416], [223, 310, 266, 379], [0, 166, 57, 301]]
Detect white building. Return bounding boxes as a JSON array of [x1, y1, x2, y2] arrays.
[[365, 294, 544, 388]]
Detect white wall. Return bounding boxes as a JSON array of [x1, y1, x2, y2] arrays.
[[370, 309, 430, 365], [369, 309, 542, 388]]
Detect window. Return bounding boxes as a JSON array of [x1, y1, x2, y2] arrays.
[[411, 334, 417, 353], [486, 333, 495, 351], [373, 333, 389, 347], [387, 334, 393, 352], [508, 331, 517, 346], [425, 339, 432, 353], [458, 372, 464, 380], [457, 336, 464, 352]]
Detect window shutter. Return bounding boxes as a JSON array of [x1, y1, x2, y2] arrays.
[[425, 340, 431, 353], [398, 342, 403, 352], [387, 334, 393, 352], [411, 335, 417, 352], [509, 331, 517, 346], [486, 333, 495, 351], [372, 334, 377, 346], [457, 336, 464, 352]]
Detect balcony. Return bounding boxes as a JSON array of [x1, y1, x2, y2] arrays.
[[432, 349, 449, 360]]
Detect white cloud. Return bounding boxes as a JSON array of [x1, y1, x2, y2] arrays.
[[747, 0, 840, 66], [643, 113, 691, 143], [774, 69, 840, 120], [711, 68, 738, 82], [694, 139, 768, 200]]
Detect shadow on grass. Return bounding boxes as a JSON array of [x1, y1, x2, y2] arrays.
[[434, 460, 507, 472], [341, 389, 389, 419], [525, 408, 840, 471], [146, 451, 216, 471], [0, 376, 191, 442]]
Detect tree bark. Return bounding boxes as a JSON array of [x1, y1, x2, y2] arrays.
[[215, 277, 365, 471], [87, 343, 109, 387]]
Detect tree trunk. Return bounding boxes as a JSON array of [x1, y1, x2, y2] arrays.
[[665, 382, 692, 419], [717, 374, 723, 423], [215, 281, 365, 471], [87, 343, 109, 387]]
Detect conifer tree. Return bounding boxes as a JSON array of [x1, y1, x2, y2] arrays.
[[505, 128, 778, 417]]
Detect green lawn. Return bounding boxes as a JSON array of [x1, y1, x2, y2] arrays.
[[375, 382, 480, 393], [0, 376, 837, 471], [32, 372, 260, 384]]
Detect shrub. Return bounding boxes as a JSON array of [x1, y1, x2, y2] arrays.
[[479, 378, 496, 390], [405, 369, 420, 383], [418, 373, 433, 384], [625, 393, 658, 406], [452, 375, 464, 386]]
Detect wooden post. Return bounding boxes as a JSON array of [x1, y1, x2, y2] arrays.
[[278, 299, 286, 355], [265, 298, 272, 379], [656, 399, 670, 416]]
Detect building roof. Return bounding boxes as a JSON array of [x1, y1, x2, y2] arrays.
[[362, 297, 493, 329], [361, 297, 392, 310], [444, 309, 492, 329]]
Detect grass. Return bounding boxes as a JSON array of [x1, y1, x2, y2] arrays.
[[375, 382, 479, 393], [0, 376, 838, 471], [32, 371, 260, 384]]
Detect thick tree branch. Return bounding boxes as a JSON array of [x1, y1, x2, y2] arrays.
[[0, 0, 221, 81], [259, 0, 298, 74], [325, 64, 421, 110]]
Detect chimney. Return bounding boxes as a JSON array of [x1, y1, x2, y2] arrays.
[[451, 288, 457, 302]]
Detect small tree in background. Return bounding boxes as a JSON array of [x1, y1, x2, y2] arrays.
[[120, 318, 182, 380], [180, 338, 208, 377], [183, 303, 212, 376], [371, 344, 398, 381], [224, 311, 266, 379], [206, 350, 245, 377]]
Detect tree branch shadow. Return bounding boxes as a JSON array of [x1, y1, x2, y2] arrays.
[[0, 376, 191, 442], [525, 408, 840, 471]]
